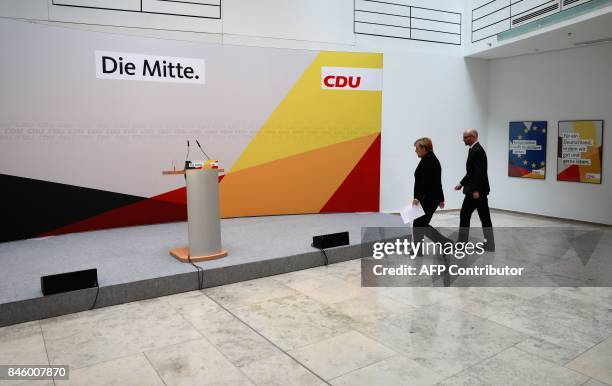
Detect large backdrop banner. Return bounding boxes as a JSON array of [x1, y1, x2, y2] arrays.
[[0, 19, 383, 242]]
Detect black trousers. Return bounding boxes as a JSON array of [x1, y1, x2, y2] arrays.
[[413, 199, 452, 245], [458, 194, 495, 247]]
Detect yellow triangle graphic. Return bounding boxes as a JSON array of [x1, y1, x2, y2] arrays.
[[229, 51, 383, 174]]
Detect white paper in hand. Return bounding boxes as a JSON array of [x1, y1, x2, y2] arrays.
[[400, 204, 426, 224]]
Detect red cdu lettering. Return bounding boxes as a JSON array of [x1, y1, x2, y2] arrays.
[[348, 76, 361, 88], [335, 76, 348, 87], [323, 75, 335, 87], [324, 74, 362, 89]]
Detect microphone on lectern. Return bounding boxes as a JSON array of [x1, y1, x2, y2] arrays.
[[195, 140, 211, 160], [184, 140, 191, 180]]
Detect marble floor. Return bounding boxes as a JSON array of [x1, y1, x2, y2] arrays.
[[1, 211, 611, 386]]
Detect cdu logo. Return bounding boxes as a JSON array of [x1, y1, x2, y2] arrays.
[[321, 66, 382, 91], [323, 75, 362, 88]]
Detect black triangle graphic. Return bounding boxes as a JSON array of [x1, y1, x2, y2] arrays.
[[1, 173, 144, 242]]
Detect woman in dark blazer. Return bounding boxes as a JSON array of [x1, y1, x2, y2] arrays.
[[412, 137, 452, 249]]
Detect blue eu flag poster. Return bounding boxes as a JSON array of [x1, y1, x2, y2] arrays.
[[508, 121, 547, 179]]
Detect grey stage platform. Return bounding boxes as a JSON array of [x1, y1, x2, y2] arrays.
[[0, 213, 406, 326]]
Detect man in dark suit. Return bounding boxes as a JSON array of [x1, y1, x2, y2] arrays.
[[454, 128, 495, 251], [412, 137, 452, 248]]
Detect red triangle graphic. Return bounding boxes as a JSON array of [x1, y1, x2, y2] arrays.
[[558, 164, 580, 181], [153, 186, 187, 204], [508, 163, 530, 177], [319, 134, 380, 213], [41, 196, 187, 237]]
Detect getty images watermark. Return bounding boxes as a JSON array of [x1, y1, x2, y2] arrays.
[[359, 227, 612, 287], [371, 238, 524, 277]]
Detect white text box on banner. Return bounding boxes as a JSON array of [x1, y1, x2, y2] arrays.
[[95, 50, 206, 84]]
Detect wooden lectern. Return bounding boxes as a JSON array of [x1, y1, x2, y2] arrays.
[[162, 168, 228, 262]]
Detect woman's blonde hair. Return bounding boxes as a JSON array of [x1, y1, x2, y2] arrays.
[[414, 137, 433, 152]]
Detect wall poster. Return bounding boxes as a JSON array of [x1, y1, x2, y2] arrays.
[[557, 120, 603, 184], [508, 121, 547, 179]]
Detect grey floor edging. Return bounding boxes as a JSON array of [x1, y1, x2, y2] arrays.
[[0, 243, 362, 327]]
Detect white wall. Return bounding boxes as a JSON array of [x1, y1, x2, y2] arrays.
[[223, 0, 354, 44], [380, 53, 489, 212], [486, 44, 612, 224]]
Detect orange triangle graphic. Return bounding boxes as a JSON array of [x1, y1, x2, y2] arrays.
[[220, 133, 377, 217]]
